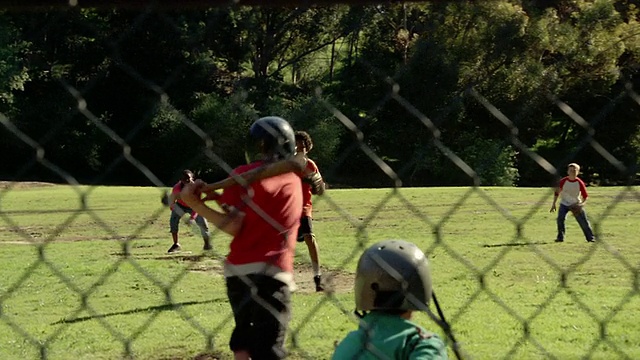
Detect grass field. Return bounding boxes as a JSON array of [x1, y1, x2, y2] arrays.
[[0, 183, 639, 359]]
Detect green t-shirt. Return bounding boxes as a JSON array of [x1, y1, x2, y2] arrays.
[[332, 312, 448, 360]]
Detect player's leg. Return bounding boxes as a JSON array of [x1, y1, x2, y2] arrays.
[[227, 274, 291, 360], [227, 275, 253, 358], [574, 209, 595, 242], [298, 216, 322, 291], [168, 209, 182, 252], [180, 207, 210, 250], [555, 204, 569, 242], [304, 234, 322, 291], [194, 215, 212, 250]]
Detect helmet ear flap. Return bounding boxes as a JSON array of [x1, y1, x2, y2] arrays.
[[354, 240, 432, 312], [372, 288, 406, 309]]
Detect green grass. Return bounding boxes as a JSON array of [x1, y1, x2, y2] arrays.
[[1, 184, 639, 359]]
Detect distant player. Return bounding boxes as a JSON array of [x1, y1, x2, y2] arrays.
[[295, 131, 326, 292], [550, 163, 595, 242], [167, 169, 211, 253]]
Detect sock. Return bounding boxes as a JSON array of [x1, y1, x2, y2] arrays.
[[312, 262, 320, 276]]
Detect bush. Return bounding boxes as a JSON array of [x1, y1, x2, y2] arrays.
[[414, 134, 519, 186]]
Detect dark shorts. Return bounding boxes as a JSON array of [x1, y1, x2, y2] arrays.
[[169, 204, 193, 233], [297, 216, 313, 242], [169, 203, 209, 236], [226, 274, 291, 359]]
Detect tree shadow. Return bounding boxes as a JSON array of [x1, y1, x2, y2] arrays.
[[4, 208, 113, 215], [110, 253, 212, 262], [482, 241, 551, 248], [51, 299, 218, 325]]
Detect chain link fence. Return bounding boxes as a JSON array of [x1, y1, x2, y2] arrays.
[[1, 1, 639, 359]]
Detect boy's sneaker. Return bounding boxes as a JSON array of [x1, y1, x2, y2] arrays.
[[555, 238, 564, 243], [167, 243, 181, 253], [203, 241, 213, 251], [586, 238, 596, 242], [314, 275, 323, 292]]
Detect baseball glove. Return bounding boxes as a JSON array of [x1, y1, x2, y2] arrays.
[[161, 192, 171, 206], [303, 172, 325, 196], [569, 203, 583, 216]]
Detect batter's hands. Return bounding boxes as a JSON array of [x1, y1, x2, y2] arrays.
[[202, 189, 222, 202], [179, 179, 205, 208], [550, 204, 557, 213]]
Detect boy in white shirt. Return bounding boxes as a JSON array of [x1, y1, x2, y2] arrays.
[[550, 163, 595, 242]]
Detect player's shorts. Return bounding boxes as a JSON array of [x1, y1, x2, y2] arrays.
[[226, 274, 291, 359], [170, 204, 209, 236], [297, 216, 313, 242], [170, 204, 193, 233]]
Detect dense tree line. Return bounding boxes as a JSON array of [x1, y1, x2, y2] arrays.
[[1, 1, 639, 187]]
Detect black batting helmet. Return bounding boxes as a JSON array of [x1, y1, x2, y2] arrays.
[[247, 116, 296, 162]]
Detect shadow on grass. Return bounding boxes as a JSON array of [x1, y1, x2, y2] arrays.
[[52, 299, 219, 325], [3, 208, 113, 215], [111, 253, 217, 262], [482, 241, 551, 248], [160, 352, 226, 360]]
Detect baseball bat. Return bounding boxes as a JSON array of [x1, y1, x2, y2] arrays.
[[432, 291, 463, 360], [161, 153, 308, 206], [200, 152, 308, 193]]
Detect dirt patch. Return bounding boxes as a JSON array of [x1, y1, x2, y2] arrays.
[[0, 233, 150, 245], [293, 264, 354, 294], [175, 255, 354, 294], [0, 181, 57, 189]]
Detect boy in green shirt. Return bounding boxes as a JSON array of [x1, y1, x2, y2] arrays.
[[333, 240, 449, 359]]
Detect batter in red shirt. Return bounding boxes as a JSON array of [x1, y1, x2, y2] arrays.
[[180, 116, 302, 360]]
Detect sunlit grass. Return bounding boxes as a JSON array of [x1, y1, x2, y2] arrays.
[[0, 185, 638, 359]]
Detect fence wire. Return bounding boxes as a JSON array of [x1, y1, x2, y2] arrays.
[[1, 1, 639, 360]]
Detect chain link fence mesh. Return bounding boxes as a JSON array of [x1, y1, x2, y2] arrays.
[[1, 1, 639, 359]]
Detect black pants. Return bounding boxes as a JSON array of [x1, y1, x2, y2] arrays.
[[226, 274, 291, 359]]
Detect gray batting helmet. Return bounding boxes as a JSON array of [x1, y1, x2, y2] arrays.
[[247, 116, 296, 161], [355, 239, 432, 312]]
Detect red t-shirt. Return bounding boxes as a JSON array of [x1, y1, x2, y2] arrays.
[[298, 158, 320, 217], [219, 161, 303, 273], [171, 181, 190, 208]]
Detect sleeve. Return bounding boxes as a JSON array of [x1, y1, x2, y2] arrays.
[[578, 179, 589, 200], [407, 334, 449, 360], [171, 182, 182, 195], [169, 183, 180, 210], [308, 159, 320, 175], [332, 332, 360, 359], [219, 170, 247, 210]]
